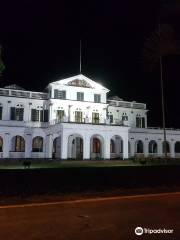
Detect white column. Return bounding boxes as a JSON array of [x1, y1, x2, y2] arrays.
[[6, 102, 11, 120], [49, 104, 53, 123], [61, 133, 68, 160], [170, 142, 175, 158], [123, 134, 129, 159], [104, 135, 110, 160], [25, 134, 32, 158], [3, 133, 10, 158], [144, 140, 149, 157], [83, 135, 90, 160], [45, 134, 53, 159], [130, 140, 135, 158]]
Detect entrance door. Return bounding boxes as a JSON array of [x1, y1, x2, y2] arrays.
[[75, 111, 83, 123]]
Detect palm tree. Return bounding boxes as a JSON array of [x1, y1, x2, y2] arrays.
[[0, 45, 5, 76], [143, 23, 180, 158]]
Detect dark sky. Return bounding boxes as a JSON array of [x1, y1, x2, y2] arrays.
[[0, 0, 180, 128]]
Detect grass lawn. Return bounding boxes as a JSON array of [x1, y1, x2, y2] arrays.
[[0, 158, 180, 170], [0, 160, 142, 169]]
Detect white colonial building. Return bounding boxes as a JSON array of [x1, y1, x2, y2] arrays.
[[0, 74, 180, 160]]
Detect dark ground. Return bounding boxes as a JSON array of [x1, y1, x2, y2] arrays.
[[0, 165, 180, 197], [0, 192, 179, 240]]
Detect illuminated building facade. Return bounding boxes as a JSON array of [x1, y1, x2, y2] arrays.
[[0, 74, 180, 160]]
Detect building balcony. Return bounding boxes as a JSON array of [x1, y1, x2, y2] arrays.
[[0, 117, 128, 128], [0, 88, 48, 100]]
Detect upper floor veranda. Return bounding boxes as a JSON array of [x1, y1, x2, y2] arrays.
[[0, 74, 148, 128]]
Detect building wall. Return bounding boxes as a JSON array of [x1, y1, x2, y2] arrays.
[[0, 74, 179, 160]]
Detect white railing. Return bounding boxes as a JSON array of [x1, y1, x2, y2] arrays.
[[0, 120, 49, 128], [108, 100, 146, 110], [9, 152, 25, 158], [31, 152, 45, 158], [0, 88, 48, 100]]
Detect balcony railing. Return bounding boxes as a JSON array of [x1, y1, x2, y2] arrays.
[[0, 118, 128, 128], [0, 88, 48, 100], [108, 100, 146, 110]]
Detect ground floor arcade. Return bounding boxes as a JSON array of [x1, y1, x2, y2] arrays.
[[0, 124, 180, 160]]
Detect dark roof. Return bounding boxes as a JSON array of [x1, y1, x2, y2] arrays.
[[4, 84, 25, 90]]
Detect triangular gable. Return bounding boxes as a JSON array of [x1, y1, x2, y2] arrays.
[[49, 74, 109, 92]]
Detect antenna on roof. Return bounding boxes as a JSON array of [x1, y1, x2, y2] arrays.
[[80, 39, 82, 74]]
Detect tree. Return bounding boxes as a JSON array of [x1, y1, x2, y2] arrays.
[[0, 45, 5, 76], [143, 21, 180, 158]]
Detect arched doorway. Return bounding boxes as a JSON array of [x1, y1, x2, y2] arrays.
[[110, 135, 123, 159], [149, 140, 158, 154], [175, 142, 180, 157], [68, 134, 83, 160], [0, 137, 3, 152], [53, 136, 61, 159], [11, 135, 25, 152], [135, 140, 144, 154], [32, 136, 43, 152], [90, 134, 104, 159]]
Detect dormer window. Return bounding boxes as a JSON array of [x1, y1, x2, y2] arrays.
[[54, 90, 66, 99], [77, 92, 84, 101], [94, 94, 101, 103]]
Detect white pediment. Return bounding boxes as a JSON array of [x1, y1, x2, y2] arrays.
[[49, 74, 109, 92]]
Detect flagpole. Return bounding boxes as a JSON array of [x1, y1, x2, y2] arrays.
[[159, 22, 167, 158], [80, 40, 81, 74]]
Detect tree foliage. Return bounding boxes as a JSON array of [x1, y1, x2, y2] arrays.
[[143, 24, 180, 71], [0, 46, 5, 76]]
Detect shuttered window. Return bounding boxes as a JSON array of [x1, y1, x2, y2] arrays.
[[94, 94, 101, 103], [75, 111, 83, 122], [77, 92, 84, 101], [31, 109, 49, 122], [56, 110, 64, 121], [92, 113, 99, 124], [10, 107, 24, 121], [0, 107, 2, 120], [54, 90, 66, 99]]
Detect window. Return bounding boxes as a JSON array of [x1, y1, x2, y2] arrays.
[[75, 111, 83, 122], [31, 109, 39, 122], [10, 107, 24, 121], [136, 116, 141, 128], [32, 136, 43, 152], [0, 106, 2, 120], [54, 90, 66, 99], [122, 113, 128, 121], [94, 94, 101, 103], [92, 112, 99, 124], [109, 115, 113, 123], [136, 116, 145, 128], [56, 110, 64, 121], [31, 109, 49, 122], [12, 136, 25, 152], [142, 117, 145, 128], [77, 92, 84, 101]]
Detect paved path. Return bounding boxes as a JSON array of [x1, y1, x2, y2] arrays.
[[0, 192, 180, 240]]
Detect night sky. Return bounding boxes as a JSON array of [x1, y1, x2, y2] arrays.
[[0, 0, 180, 128]]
